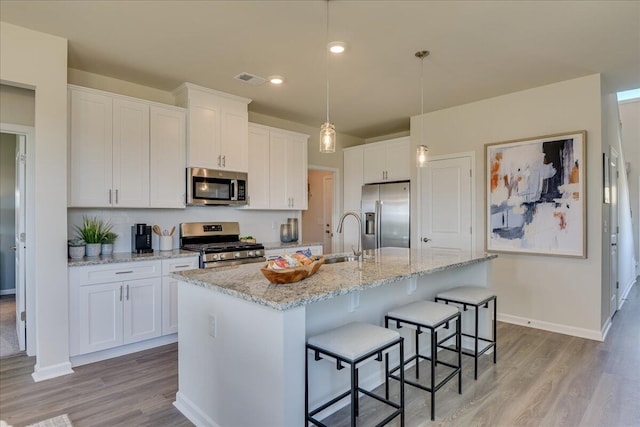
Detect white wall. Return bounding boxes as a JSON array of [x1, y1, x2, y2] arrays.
[[410, 74, 605, 338], [0, 84, 35, 125], [1, 22, 72, 379]]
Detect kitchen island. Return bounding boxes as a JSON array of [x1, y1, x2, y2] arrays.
[[172, 247, 497, 427]]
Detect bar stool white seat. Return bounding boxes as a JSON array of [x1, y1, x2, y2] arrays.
[[436, 286, 497, 380], [385, 301, 461, 421], [306, 322, 405, 427]]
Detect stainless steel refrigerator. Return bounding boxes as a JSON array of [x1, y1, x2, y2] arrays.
[[361, 181, 410, 250]]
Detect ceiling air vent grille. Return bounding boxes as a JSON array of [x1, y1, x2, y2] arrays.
[[234, 72, 267, 85]]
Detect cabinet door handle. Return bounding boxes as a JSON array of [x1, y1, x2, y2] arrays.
[[119, 285, 123, 301], [116, 270, 134, 275], [217, 155, 221, 167], [222, 155, 226, 167], [109, 189, 112, 204], [126, 284, 130, 300], [174, 264, 191, 269], [115, 189, 119, 204]]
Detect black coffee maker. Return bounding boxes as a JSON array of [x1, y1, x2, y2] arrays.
[[131, 223, 153, 254]]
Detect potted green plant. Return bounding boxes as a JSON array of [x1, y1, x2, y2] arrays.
[[68, 238, 86, 259], [101, 231, 118, 256], [74, 216, 112, 257]]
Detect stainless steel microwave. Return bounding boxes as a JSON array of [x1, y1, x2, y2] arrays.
[[186, 168, 247, 206]]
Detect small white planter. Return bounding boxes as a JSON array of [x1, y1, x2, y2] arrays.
[[68, 245, 86, 259], [85, 243, 101, 257], [101, 243, 114, 255]]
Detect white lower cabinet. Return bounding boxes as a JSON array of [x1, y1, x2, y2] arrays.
[[70, 260, 163, 356], [123, 277, 162, 344], [161, 257, 199, 335]]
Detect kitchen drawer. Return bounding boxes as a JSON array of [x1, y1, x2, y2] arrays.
[[162, 256, 199, 274], [73, 261, 162, 286]]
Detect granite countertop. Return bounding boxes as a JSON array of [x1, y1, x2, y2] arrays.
[[262, 241, 324, 251], [172, 247, 498, 311], [68, 249, 199, 267]]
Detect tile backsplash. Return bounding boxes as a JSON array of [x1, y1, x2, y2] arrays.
[[68, 207, 301, 253]]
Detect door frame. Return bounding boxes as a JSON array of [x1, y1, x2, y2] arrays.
[[416, 151, 476, 251], [1, 123, 35, 356], [609, 145, 619, 314], [308, 164, 340, 254]]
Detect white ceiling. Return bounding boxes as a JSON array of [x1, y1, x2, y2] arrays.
[[1, 0, 639, 139]]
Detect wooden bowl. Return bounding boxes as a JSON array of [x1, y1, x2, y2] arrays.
[[261, 257, 324, 284]]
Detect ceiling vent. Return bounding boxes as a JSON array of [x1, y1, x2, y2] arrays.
[[234, 72, 267, 85]]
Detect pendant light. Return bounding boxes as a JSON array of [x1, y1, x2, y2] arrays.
[[320, 0, 336, 153], [415, 50, 430, 167]]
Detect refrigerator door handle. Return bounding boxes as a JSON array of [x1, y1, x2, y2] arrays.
[[375, 200, 382, 248]]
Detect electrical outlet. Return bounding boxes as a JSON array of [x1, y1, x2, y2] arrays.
[[208, 314, 217, 338]]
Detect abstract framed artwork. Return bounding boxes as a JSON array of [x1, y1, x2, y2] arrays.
[[485, 131, 587, 258]]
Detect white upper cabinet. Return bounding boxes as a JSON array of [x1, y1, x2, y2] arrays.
[[362, 137, 410, 183], [150, 105, 186, 208], [247, 123, 309, 210], [247, 124, 271, 209], [174, 83, 251, 172], [69, 89, 113, 207], [112, 98, 150, 207], [68, 85, 186, 209]]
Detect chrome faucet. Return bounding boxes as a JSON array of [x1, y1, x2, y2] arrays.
[[337, 211, 363, 262]]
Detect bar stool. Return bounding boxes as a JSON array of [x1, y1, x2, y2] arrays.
[[305, 322, 405, 427], [435, 286, 497, 380], [385, 301, 461, 421]]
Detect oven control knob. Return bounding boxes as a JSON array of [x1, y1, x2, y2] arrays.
[[218, 253, 226, 260], [247, 251, 255, 257], [211, 254, 219, 261], [234, 252, 241, 258]]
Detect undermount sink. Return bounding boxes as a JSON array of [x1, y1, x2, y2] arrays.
[[324, 255, 358, 264]]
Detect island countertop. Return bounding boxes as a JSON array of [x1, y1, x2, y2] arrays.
[[172, 247, 497, 311]]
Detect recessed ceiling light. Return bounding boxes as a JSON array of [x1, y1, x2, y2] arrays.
[[269, 75, 284, 85], [328, 41, 346, 54]]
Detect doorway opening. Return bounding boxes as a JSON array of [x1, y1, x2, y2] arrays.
[[303, 166, 339, 254], [0, 124, 34, 356]]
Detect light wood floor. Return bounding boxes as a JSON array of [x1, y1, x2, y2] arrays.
[[1, 283, 638, 427]]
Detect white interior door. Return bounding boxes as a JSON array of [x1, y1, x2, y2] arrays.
[[14, 135, 26, 351], [420, 155, 473, 251], [610, 148, 619, 316], [323, 175, 333, 253]]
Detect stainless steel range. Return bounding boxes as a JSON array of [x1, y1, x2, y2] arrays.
[[180, 222, 265, 269]]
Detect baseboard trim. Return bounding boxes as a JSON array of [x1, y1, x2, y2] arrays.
[[497, 313, 603, 341], [31, 361, 74, 382], [174, 391, 219, 427], [619, 277, 637, 310], [601, 317, 612, 341], [70, 334, 177, 367], [0, 288, 16, 296]]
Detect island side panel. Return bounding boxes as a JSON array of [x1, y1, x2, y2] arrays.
[[305, 259, 491, 416], [175, 280, 306, 427]]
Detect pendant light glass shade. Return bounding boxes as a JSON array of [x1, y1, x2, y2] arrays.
[[320, 121, 336, 153], [415, 50, 430, 167], [416, 145, 429, 167], [320, 0, 336, 154]]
